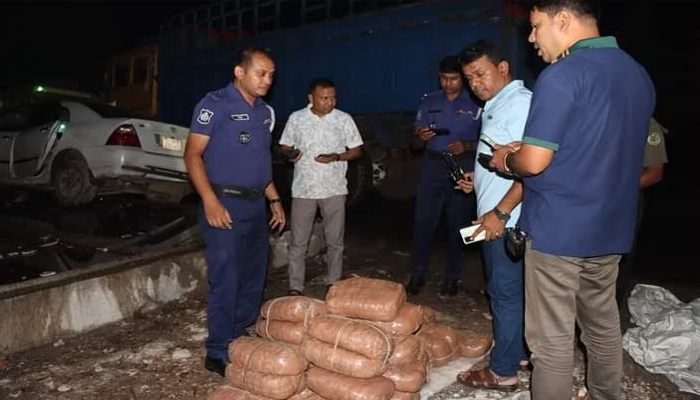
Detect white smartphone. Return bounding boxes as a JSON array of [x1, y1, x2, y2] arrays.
[[480, 134, 497, 150], [460, 224, 486, 245]]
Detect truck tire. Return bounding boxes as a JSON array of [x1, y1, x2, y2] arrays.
[[52, 158, 97, 207], [346, 154, 373, 207]]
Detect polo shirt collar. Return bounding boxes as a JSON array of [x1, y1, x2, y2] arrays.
[[484, 80, 524, 111], [556, 36, 619, 62], [226, 83, 263, 107]]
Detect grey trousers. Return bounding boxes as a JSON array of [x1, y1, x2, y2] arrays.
[[524, 241, 622, 400], [288, 195, 346, 292]]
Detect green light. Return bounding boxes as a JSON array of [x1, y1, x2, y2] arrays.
[[35, 86, 46, 93], [58, 123, 67, 133]]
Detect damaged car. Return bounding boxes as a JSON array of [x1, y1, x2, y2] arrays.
[[0, 100, 191, 206]]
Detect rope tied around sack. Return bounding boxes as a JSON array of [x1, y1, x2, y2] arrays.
[[326, 315, 393, 373]]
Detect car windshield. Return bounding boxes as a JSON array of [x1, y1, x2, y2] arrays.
[[83, 102, 154, 120]]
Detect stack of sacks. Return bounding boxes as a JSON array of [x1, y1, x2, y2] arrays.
[[302, 277, 406, 400], [255, 296, 327, 345], [374, 304, 429, 400], [225, 337, 309, 400]]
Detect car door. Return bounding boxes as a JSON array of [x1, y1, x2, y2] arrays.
[[11, 103, 68, 179], [0, 107, 31, 180]]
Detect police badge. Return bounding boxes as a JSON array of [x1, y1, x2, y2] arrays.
[[239, 131, 252, 144]]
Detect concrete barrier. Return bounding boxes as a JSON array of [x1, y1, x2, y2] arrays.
[[0, 247, 207, 355]]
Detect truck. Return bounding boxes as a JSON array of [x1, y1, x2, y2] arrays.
[[156, 0, 531, 206]]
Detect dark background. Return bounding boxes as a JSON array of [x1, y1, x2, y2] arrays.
[[0, 1, 697, 285]]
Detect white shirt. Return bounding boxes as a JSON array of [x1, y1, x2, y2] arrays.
[[279, 105, 363, 199]]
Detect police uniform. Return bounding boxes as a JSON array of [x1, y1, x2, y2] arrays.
[[412, 89, 481, 283], [616, 117, 668, 306], [189, 83, 275, 361]]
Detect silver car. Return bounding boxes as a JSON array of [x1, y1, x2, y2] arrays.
[[0, 101, 191, 206]]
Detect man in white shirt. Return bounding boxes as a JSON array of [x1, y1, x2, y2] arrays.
[[279, 78, 364, 296]]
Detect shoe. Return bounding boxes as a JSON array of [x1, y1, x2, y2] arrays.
[[439, 279, 459, 297], [287, 289, 303, 296], [456, 367, 517, 392], [406, 276, 425, 295], [204, 356, 229, 377]]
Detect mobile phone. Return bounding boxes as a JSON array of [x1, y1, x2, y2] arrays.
[[480, 134, 497, 149], [428, 123, 450, 136], [460, 224, 486, 245], [477, 152, 493, 170]]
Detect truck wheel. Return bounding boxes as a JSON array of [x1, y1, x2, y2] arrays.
[[346, 155, 373, 207], [52, 159, 97, 207]]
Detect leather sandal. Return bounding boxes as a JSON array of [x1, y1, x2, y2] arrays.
[[456, 367, 517, 392]]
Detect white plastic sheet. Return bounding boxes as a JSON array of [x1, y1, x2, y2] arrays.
[[623, 284, 700, 395]]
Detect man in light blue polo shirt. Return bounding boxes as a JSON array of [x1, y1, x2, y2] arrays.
[[454, 40, 531, 392], [490, 1, 655, 399]]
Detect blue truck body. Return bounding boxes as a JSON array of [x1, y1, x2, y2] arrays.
[[158, 1, 529, 126]]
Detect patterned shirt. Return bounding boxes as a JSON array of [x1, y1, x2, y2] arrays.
[[279, 105, 363, 199]]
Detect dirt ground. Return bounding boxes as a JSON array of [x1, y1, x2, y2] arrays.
[[0, 196, 698, 400]]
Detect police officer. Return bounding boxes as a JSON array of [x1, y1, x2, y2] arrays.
[[184, 47, 285, 377], [616, 117, 668, 308], [407, 55, 481, 296]]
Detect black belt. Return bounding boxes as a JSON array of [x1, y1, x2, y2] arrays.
[[425, 149, 475, 161], [212, 184, 264, 199]]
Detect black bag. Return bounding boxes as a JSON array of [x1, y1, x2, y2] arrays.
[[505, 227, 529, 261]]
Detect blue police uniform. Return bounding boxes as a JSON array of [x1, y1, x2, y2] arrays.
[[412, 89, 481, 282], [189, 83, 275, 361]]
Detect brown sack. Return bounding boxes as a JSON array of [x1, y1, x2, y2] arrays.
[[456, 330, 493, 358], [301, 337, 389, 379], [261, 296, 327, 324], [415, 324, 460, 367], [207, 385, 274, 400], [382, 361, 427, 393], [288, 388, 328, 400], [255, 319, 307, 345], [388, 392, 419, 400], [229, 337, 308, 376], [388, 336, 421, 366], [420, 307, 437, 325], [308, 316, 393, 360], [226, 363, 305, 400], [326, 277, 406, 322], [306, 366, 396, 400], [372, 304, 423, 337]]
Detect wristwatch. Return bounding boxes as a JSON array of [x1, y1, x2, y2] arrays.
[[493, 207, 510, 222]]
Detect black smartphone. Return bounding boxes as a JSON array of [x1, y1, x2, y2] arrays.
[[477, 152, 493, 169], [428, 123, 450, 136]]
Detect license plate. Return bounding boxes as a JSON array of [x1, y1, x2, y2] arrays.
[[162, 137, 183, 151]]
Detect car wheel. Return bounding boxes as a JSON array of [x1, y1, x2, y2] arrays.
[[52, 159, 97, 207], [346, 154, 374, 207]]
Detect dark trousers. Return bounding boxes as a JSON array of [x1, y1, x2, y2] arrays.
[[616, 191, 645, 308], [199, 199, 268, 360], [411, 156, 474, 281], [483, 237, 527, 377]]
